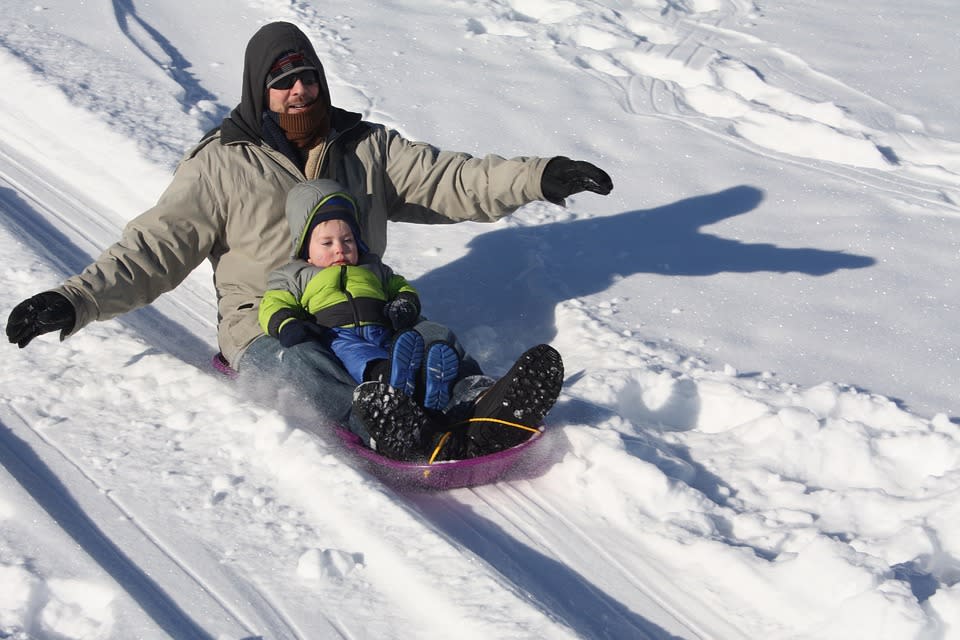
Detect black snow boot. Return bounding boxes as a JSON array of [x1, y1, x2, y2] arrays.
[[465, 344, 563, 457], [352, 381, 437, 461]]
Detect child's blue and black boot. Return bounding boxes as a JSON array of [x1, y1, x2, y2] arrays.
[[389, 330, 424, 397], [422, 342, 460, 411]]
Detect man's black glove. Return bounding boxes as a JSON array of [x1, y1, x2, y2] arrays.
[[278, 319, 328, 348], [384, 292, 421, 331], [6, 291, 76, 348], [541, 156, 614, 204]]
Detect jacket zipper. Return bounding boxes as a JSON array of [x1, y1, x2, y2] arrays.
[[338, 265, 363, 331]]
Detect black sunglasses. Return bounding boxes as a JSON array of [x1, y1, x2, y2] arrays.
[[270, 70, 319, 91]]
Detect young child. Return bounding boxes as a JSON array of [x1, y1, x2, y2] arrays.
[[259, 179, 460, 410]]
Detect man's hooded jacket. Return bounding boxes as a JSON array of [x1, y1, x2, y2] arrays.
[[53, 21, 552, 367]]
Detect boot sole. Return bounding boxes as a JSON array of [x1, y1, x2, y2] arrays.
[[390, 331, 424, 397], [353, 381, 428, 461], [423, 342, 460, 411], [467, 344, 563, 456]]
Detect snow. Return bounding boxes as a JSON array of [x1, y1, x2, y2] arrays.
[[1, 0, 958, 638]]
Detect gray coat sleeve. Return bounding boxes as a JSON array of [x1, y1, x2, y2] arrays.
[[381, 131, 552, 224], [54, 154, 221, 336]]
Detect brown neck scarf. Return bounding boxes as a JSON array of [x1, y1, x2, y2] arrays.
[[276, 100, 331, 149]]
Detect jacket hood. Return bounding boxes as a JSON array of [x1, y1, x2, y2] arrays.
[[220, 22, 332, 143], [286, 179, 368, 260]]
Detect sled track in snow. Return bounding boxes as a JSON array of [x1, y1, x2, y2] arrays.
[[0, 141, 321, 639], [0, 145, 117, 277], [0, 403, 316, 640], [0, 142, 219, 369], [406, 478, 729, 640], [498, 481, 743, 639]]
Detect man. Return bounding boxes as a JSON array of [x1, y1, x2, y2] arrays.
[[6, 21, 612, 452]]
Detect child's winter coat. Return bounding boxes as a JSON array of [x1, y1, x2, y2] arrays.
[[259, 180, 419, 382]]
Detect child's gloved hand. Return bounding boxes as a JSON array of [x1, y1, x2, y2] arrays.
[[278, 320, 328, 348], [384, 292, 421, 331]]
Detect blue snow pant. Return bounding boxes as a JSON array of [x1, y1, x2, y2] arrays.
[[235, 320, 492, 443], [327, 324, 392, 385]]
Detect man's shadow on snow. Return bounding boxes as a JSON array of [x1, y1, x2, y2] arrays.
[[413, 185, 874, 359]]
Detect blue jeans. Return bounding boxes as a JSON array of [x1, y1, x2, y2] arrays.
[[235, 320, 492, 443]]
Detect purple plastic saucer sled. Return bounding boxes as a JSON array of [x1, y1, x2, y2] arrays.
[[211, 352, 238, 378], [334, 426, 543, 490], [211, 353, 542, 490]]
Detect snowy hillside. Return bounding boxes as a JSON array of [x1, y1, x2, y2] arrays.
[[1, 0, 958, 638]]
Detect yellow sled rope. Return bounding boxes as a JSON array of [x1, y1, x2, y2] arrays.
[[426, 418, 540, 466]]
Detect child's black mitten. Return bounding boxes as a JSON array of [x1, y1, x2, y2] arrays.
[[278, 320, 328, 348], [384, 292, 421, 331]]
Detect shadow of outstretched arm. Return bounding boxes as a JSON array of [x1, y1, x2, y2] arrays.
[[413, 185, 874, 356]]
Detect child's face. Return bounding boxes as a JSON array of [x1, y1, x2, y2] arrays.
[[306, 219, 359, 268]]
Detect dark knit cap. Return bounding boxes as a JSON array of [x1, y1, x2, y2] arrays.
[[267, 50, 318, 88], [300, 196, 369, 260]]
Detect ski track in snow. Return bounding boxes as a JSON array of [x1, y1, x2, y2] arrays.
[[1, 0, 960, 638], [459, 0, 959, 206], [0, 406, 268, 639]]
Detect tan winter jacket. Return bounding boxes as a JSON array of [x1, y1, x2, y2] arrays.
[[54, 113, 550, 366]]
